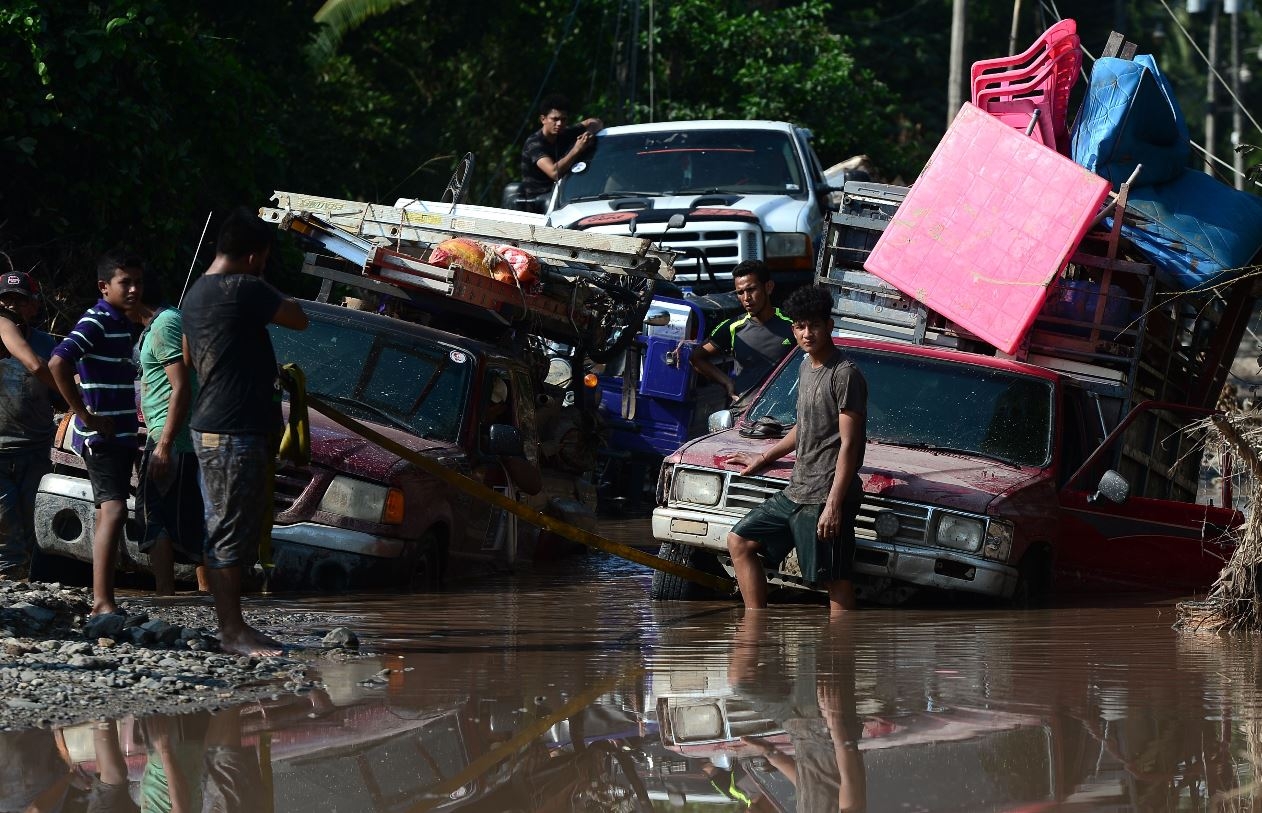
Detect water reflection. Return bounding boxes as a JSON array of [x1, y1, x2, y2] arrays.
[[7, 560, 1262, 811]]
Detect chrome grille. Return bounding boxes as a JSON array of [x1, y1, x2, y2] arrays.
[[273, 466, 314, 512], [855, 495, 930, 547], [673, 466, 931, 546], [724, 474, 781, 512], [743, 231, 761, 260], [631, 222, 762, 282]]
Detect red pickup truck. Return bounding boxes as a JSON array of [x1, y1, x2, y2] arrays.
[[650, 336, 1241, 604]]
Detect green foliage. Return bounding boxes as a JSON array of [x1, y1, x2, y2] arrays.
[[0, 0, 319, 320], [642, 0, 905, 170], [3, 0, 1256, 326], [309, 0, 414, 63]]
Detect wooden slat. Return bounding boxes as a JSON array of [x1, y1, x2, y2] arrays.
[[266, 192, 677, 279]]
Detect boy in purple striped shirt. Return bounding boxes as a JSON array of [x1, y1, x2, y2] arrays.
[[49, 251, 143, 616]]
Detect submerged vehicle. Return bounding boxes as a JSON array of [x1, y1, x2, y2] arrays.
[[653, 338, 1240, 603], [34, 193, 675, 590]]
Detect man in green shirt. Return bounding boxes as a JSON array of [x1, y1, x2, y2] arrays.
[[134, 273, 206, 594]]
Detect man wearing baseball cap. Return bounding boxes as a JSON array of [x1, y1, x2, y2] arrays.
[[0, 271, 58, 579]]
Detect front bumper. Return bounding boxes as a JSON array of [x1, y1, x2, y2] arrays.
[[652, 506, 1018, 599], [34, 472, 410, 588]]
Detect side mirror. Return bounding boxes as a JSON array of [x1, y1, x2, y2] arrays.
[[488, 424, 526, 457], [666, 213, 687, 230], [707, 410, 734, 433], [645, 309, 672, 327], [1089, 469, 1130, 505]]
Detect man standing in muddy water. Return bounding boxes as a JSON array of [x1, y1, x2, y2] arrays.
[[182, 208, 308, 657], [722, 285, 867, 616]]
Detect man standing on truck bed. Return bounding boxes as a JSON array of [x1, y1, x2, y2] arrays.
[[722, 285, 867, 616], [182, 208, 308, 657], [519, 93, 603, 203], [690, 261, 795, 404]]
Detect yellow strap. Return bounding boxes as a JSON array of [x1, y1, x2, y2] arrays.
[[404, 671, 632, 812], [279, 363, 311, 466], [281, 366, 734, 593]]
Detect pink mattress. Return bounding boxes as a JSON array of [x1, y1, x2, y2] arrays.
[[864, 103, 1110, 354]]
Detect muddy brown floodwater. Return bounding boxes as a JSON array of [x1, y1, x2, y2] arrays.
[[6, 519, 1262, 812]]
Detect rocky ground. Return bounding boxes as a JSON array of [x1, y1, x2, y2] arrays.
[[0, 578, 367, 731]]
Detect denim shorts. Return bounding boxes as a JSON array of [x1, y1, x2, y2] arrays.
[[137, 447, 206, 563], [84, 444, 136, 507], [193, 432, 273, 570], [731, 491, 859, 584]]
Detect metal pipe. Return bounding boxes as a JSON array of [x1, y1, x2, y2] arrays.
[[948, 0, 966, 127], [1204, 2, 1220, 175], [1230, 5, 1243, 190]]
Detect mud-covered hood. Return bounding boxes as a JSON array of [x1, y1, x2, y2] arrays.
[[549, 192, 812, 233], [302, 409, 464, 480], [674, 430, 1047, 515]]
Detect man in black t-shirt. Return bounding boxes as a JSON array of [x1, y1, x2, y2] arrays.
[[182, 207, 308, 657], [519, 93, 603, 202]]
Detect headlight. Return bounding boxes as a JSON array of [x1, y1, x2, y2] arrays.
[[318, 476, 405, 524], [764, 232, 809, 258], [673, 703, 724, 741], [982, 518, 1014, 561], [673, 470, 722, 506], [933, 513, 984, 552]]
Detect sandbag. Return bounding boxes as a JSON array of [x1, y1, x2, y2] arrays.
[[496, 245, 543, 293], [429, 238, 514, 284]]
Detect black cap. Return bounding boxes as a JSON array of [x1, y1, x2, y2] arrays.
[[0, 272, 39, 299]]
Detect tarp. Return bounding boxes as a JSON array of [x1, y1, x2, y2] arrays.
[[1071, 55, 1262, 290]]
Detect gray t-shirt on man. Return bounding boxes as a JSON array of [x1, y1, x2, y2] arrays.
[[784, 350, 867, 504], [0, 329, 56, 453]]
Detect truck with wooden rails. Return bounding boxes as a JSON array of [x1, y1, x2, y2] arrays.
[[34, 193, 679, 590], [649, 177, 1256, 604]]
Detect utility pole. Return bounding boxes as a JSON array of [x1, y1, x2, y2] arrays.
[[1230, 4, 1243, 189], [1008, 0, 1021, 56], [1204, 1, 1219, 174], [648, 0, 655, 123], [628, 0, 641, 124], [948, 0, 966, 127]]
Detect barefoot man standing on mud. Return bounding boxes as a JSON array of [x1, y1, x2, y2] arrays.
[[182, 208, 308, 656]]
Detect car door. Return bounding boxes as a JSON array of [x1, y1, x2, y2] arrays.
[[469, 367, 521, 564], [1057, 401, 1239, 592]]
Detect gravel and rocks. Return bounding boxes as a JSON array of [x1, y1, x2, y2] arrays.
[[0, 578, 369, 731]]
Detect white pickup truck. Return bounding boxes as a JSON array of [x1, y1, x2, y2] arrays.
[[545, 120, 835, 292]]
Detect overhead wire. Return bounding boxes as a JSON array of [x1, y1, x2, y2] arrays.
[[1155, 0, 1262, 135], [475, 0, 585, 204], [1040, 0, 1259, 186]]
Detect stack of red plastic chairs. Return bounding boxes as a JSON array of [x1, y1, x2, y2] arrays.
[[970, 19, 1082, 155]]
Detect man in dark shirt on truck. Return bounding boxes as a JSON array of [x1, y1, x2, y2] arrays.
[[519, 94, 604, 203]]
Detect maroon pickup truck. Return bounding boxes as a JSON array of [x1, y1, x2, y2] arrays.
[[650, 337, 1240, 604], [35, 301, 594, 590]]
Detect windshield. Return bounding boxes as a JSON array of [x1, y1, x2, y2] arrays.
[[556, 128, 807, 206], [269, 315, 471, 442], [746, 348, 1054, 468]]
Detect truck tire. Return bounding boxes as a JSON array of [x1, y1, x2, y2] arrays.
[[1013, 545, 1053, 608], [408, 530, 448, 591], [649, 542, 722, 601]]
